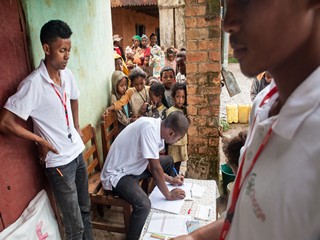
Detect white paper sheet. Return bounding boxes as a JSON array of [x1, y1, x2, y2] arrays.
[[195, 204, 212, 221], [146, 212, 191, 237], [149, 182, 192, 214], [191, 184, 206, 198]]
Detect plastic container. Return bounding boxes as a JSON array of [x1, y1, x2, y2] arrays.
[[226, 105, 238, 123], [227, 182, 234, 195], [238, 104, 251, 123], [247, 105, 252, 122], [221, 163, 236, 195]]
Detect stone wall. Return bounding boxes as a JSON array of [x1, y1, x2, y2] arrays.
[[185, 0, 221, 180]]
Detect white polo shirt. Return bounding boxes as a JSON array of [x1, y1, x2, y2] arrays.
[[4, 60, 84, 168], [227, 66, 320, 240], [101, 117, 164, 190]]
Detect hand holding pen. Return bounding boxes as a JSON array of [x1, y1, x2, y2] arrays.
[[171, 167, 184, 186]]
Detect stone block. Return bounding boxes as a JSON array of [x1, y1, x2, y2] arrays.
[[188, 94, 207, 106], [186, 40, 198, 51], [185, 17, 197, 28], [209, 51, 221, 61], [186, 63, 199, 73], [199, 63, 220, 72], [188, 51, 208, 63]]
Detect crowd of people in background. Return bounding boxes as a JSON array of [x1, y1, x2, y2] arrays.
[[110, 33, 189, 175], [113, 33, 186, 83], [112, 32, 276, 177]]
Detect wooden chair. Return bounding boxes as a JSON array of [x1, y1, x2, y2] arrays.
[[101, 111, 119, 160], [81, 123, 131, 234]]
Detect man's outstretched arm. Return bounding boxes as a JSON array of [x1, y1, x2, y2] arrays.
[[173, 217, 225, 240]]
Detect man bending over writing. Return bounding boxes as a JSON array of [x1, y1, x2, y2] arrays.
[[101, 111, 188, 240]]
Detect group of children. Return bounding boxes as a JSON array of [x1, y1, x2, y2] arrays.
[[113, 33, 187, 83], [106, 65, 189, 175]]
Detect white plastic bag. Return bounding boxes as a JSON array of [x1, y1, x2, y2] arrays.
[[0, 189, 61, 240]]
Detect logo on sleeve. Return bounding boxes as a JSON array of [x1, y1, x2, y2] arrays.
[[246, 173, 266, 222]]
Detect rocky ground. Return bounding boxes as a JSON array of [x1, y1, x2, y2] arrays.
[[93, 63, 252, 239], [93, 228, 125, 240]]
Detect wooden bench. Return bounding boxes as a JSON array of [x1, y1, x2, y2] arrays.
[[81, 120, 131, 234]]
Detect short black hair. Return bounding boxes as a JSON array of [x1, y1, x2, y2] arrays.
[[150, 82, 165, 97], [160, 66, 175, 79], [222, 130, 247, 168], [150, 82, 169, 108], [40, 20, 72, 45], [171, 82, 186, 98], [163, 111, 189, 137], [128, 67, 147, 82], [166, 47, 176, 58], [146, 76, 159, 86], [176, 50, 186, 59], [150, 32, 157, 39]]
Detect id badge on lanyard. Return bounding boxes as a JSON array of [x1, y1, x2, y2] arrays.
[[220, 86, 278, 240], [51, 83, 74, 143]]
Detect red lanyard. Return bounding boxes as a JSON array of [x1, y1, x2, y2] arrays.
[[51, 83, 70, 129], [220, 86, 277, 240]]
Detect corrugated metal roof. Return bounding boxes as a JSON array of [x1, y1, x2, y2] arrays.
[[111, 0, 157, 7]]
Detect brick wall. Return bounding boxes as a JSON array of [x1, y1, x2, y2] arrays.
[[185, 0, 221, 180]]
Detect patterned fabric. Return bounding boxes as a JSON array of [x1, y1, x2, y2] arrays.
[[150, 45, 164, 79]]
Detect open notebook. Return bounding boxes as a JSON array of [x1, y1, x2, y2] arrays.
[[143, 213, 191, 239]]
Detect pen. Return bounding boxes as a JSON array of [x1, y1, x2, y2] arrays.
[[56, 168, 63, 177], [173, 167, 178, 176], [188, 201, 194, 214]]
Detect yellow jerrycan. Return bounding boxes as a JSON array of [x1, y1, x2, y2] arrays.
[[238, 104, 251, 124], [226, 104, 238, 123]]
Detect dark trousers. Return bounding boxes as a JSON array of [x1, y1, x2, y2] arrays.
[[45, 154, 93, 240], [174, 161, 182, 173], [113, 155, 175, 240]]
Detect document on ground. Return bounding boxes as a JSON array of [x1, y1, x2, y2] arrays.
[[149, 182, 192, 214]]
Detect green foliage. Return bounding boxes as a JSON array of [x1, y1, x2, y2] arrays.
[[220, 118, 230, 132], [228, 57, 239, 63]]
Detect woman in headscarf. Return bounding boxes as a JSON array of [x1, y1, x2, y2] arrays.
[[132, 35, 143, 67], [131, 35, 141, 56], [114, 53, 129, 75]]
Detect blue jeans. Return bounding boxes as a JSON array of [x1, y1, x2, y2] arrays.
[[113, 155, 175, 240], [45, 154, 93, 240]]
